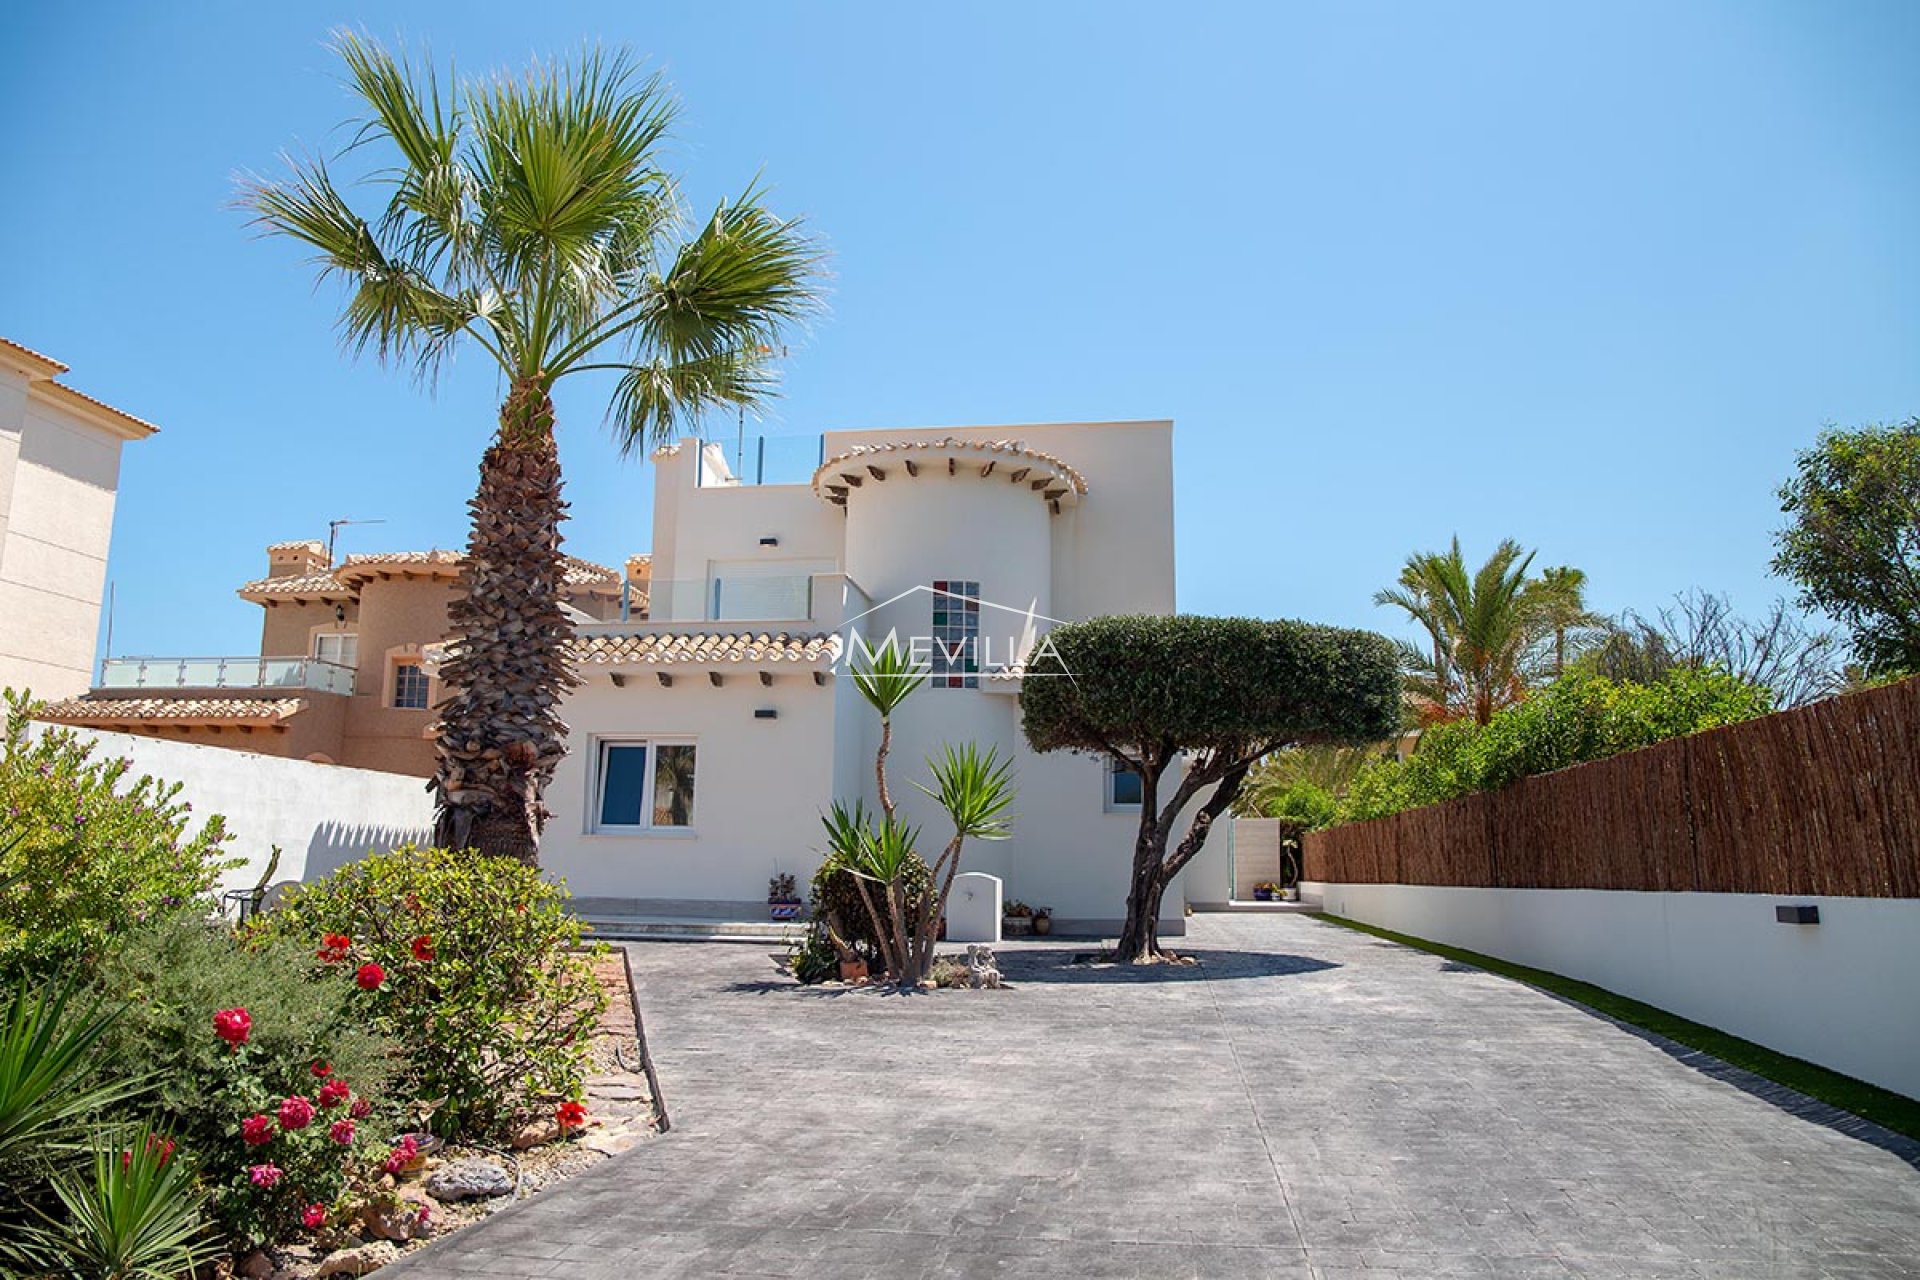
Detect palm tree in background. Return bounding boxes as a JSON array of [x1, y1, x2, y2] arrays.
[[1527, 565, 1603, 677], [1377, 537, 1547, 726], [242, 34, 823, 862]]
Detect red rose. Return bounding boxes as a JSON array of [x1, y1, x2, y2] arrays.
[[328, 1118, 356, 1146], [555, 1100, 588, 1132], [317, 933, 353, 963], [241, 1114, 275, 1146], [278, 1096, 315, 1131], [350, 1097, 372, 1120], [150, 1134, 175, 1165], [248, 1162, 283, 1189], [311, 1061, 333, 1078], [355, 963, 385, 991], [213, 1008, 251, 1048], [318, 1079, 351, 1108], [410, 934, 435, 963], [303, 1204, 326, 1230]]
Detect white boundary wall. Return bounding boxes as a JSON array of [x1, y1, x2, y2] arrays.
[[1304, 881, 1920, 1100], [33, 725, 433, 895]]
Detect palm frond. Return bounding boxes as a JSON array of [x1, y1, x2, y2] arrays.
[[605, 348, 781, 455]]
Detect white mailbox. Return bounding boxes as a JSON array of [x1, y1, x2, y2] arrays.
[[946, 872, 1003, 944]]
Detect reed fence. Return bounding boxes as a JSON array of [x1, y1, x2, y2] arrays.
[[1302, 675, 1920, 897]]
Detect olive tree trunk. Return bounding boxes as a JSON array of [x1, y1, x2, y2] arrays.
[[1112, 754, 1253, 962], [431, 378, 580, 863]]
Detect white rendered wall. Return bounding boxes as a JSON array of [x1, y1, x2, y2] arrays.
[[0, 394, 127, 700], [1307, 881, 1920, 1100], [29, 725, 433, 896], [543, 673, 839, 913]]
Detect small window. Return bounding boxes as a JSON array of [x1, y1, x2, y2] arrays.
[[392, 663, 430, 710], [931, 579, 980, 689], [315, 633, 358, 670], [1106, 757, 1143, 809], [594, 739, 696, 832]]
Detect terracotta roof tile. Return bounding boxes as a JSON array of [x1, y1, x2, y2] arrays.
[[812, 437, 1087, 507], [240, 550, 629, 601], [0, 336, 68, 373], [37, 697, 308, 725], [571, 631, 841, 666]]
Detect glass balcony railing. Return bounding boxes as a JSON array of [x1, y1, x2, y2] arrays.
[[696, 434, 824, 487], [636, 576, 821, 623], [97, 657, 357, 696]]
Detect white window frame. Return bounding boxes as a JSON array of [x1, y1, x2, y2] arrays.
[[313, 631, 359, 670], [590, 737, 698, 835], [391, 661, 431, 710], [1104, 756, 1143, 812]]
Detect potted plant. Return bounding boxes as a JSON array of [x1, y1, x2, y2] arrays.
[[1003, 898, 1034, 936], [838, 956, 869, 982], [1252, 881, 1280, 902], [1030, 906, 1054, 936], [768, 872, 802, 921], [1279, 840, 1302, 902]]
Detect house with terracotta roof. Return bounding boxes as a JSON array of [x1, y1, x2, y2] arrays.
[[39, 542, 633, 776], [0, 338, 158, 699], [549, 420, 1189, 936]]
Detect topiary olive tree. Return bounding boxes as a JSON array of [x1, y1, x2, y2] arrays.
[[1019, 616, 1401, 962]]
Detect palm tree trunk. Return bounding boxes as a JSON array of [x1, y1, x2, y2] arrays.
[[431, 377, 580, 863]]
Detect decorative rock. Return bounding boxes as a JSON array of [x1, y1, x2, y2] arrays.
[[511, 1117, 561, 1149], [314, 1241, 399, 1278], [357, 1201, 424, 1242], [425, 1158, 514, 1202], [238, 1250, 275, 1279], [578, 1123, 647, 1157]]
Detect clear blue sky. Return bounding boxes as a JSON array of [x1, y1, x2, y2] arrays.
[[4, 1, 1916, 664]]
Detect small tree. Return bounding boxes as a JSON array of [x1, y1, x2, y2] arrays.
[[1019, 616, 1400, 962], [1773, 420, 1920, 678], [821, 641, 1017, 989]]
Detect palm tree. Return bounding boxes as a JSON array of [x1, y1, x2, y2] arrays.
[[1374, 553, 1455, 719], [1377, 537, 1546, 725], [242, 35, 822, 862], [1527, 565, 1602, 677]]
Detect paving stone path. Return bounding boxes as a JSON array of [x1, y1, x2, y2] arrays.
[[386, 913, 1920, 1278]]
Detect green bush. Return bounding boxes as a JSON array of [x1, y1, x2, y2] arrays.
[[807, 854, 932, 964], [21, 1122, 219, 1279], [0, 692, 236, 977], [247, 847, 605, 1139], [1337, 669, 1773, 823], [90, 915, 399, 1246]]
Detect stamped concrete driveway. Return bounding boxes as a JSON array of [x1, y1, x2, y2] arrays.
[[388, 914, 1920, 1279]]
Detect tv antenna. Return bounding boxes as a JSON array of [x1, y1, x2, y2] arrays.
[[327, 518, 387, 562]]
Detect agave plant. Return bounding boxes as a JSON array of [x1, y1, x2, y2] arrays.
[[21, 1123, 216, 1280]]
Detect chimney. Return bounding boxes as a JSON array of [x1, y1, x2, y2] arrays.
[[267, 540, 330, 579], [624, 554, 653, 590]]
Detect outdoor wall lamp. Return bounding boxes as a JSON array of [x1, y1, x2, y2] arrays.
[[1774, 904, 1820, 925], [334, 604, 346, 622], [754, 708, 778, 720], [758, 535, 780, 546]]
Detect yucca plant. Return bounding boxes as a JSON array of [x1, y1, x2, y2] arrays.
[[22, 1124, 216, 1280], [242, 33, 823, 863], [0, 978, 148, 1174], [836, 815, 922, 981], [848, 636, 930, 819]]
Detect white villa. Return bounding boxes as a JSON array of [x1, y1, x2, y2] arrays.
[[547, 420, 1201, 936]]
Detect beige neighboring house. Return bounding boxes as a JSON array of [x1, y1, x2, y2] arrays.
[[0, 337, 158, 700], [38, 541, 637, 777]]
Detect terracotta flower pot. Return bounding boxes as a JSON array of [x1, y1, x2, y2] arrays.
[[839, 958, 868, 981], [1031, 914, 1052, 936]]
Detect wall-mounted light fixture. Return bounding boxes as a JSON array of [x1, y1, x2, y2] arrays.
[[1774, 904, 1820, 925], [334, 603, 347, 623], [758, 536, 780, 547], [754, 708, 778, 720]]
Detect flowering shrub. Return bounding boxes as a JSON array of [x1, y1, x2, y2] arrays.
[[87, 914, 398, 1245], [0, 692, 236, 977], [249, 846, 606, 1138]]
